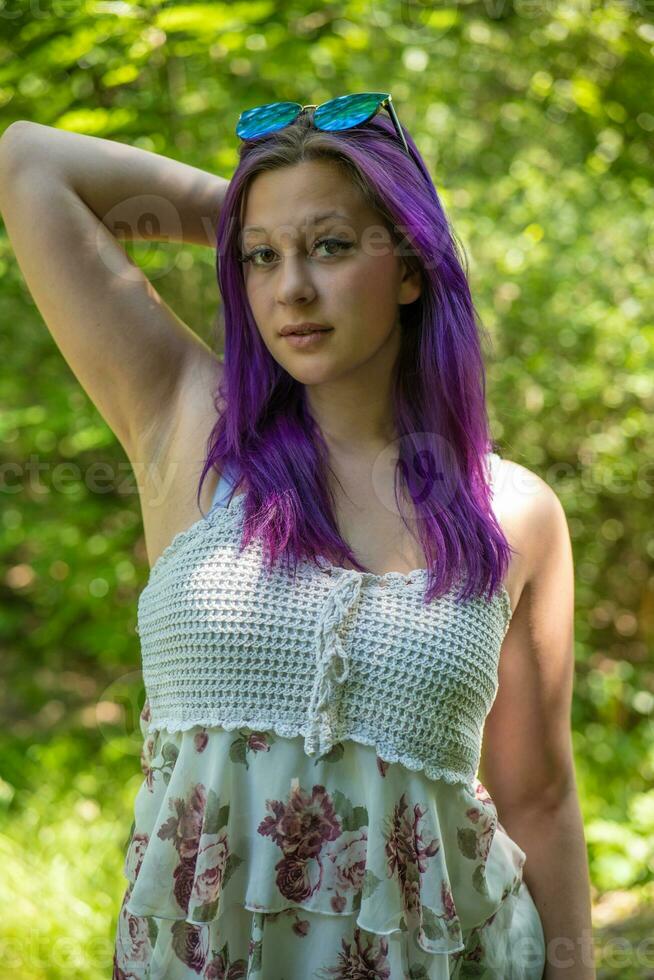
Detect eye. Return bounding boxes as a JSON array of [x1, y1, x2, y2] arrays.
[[239, 237, 353, 267], [239, 246, 276, 266], [313, 237, 353, 257]]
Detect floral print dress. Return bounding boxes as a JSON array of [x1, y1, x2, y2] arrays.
[[114, 459, 546, 979], [113, 700, 546, 979]]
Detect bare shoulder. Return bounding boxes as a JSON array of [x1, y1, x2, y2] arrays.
[[492, 456, 568, 605], [130, 343, 225, 570], [478, 461, 576, 810]]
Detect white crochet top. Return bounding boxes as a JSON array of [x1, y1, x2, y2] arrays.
[[136, 451, 512, 788]]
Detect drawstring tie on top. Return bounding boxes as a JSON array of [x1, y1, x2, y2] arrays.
[[304, 569, 363, 758]]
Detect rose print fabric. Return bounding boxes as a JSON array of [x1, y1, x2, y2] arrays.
[[113, 701, 546, 979]]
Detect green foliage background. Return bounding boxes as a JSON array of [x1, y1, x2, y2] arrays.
[[0, 0, 653, 976]]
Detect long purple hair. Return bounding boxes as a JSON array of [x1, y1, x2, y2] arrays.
[[196, 110, 514, 604]]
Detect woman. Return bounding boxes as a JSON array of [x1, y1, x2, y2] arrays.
[[0, 95, 594, 978]]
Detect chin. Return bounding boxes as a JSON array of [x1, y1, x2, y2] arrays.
[[282, 361, 338, 386]]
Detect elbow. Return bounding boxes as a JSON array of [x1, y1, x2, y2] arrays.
[[0, 121, 34, 174], [0, 122, 51, 208], [511, 772, 579, 818], [0, 120, 39, 153], [0, 120, 58, 157]]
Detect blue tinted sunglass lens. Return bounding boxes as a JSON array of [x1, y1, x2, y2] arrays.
[[313, 93, 388, 131], [236, 101, 301, 139]]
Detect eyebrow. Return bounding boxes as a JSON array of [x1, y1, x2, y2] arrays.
[[242, 210, 352, 234]]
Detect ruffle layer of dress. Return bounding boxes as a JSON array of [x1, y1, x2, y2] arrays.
[[123, 704, 527, 962]]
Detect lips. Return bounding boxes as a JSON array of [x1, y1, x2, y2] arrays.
[[280, 323, 332, 336]]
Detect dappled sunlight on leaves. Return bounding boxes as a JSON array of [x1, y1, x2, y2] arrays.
[[1, 0, 652, 975]]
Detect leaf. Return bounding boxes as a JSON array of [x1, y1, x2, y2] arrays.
[[420, 905, 448, 941], [457, 827, 479, 860], [228, 737, 248, 768], [348, 804, 369, 831], [161, 742, 179, 765], [221, 851, 243, 891], [472, 864, 489, 897], [146, 915, 159, 948], [361, 868, 382, 898], [190, 897, 219, 922], [202, 789, 225, 835], [123, 817, 136, 851]]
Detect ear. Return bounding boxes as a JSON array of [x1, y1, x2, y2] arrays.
[[398, 261, 422, 305]]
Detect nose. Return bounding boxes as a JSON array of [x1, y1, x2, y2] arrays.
[[275, 252, 317, 307]]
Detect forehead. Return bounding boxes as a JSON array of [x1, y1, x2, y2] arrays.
[[241, 159, 371, 235]]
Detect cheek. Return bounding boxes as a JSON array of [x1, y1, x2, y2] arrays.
[[243, 278, 271, 332], [243, 275, 261, 307], [341, 258, 401, 323]]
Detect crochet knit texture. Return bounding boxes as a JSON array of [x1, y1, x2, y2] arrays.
[[136, 452, 512, 788]]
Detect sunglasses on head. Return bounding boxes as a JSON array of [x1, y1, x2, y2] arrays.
[[235, 92, 411, 159]]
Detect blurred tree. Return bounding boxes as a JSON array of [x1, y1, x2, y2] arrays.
[[0, 1, 652, 976]]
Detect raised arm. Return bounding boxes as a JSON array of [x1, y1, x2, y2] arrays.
[[0, 121, 229, 462]]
